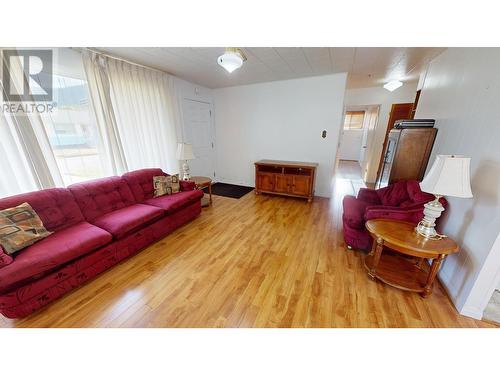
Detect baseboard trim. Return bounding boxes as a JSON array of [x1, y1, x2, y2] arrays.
[[440, 276, 484, 320], [459, 305, 483, 320]]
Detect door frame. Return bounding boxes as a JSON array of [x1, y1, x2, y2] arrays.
[[180, 97, 217, 180], [374, 102, 414, 183]]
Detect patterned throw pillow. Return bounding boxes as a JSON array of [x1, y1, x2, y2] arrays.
[[153, 174, 181, 197], [0, 202, 52, 255]]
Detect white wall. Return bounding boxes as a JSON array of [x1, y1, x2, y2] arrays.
[[213, 73, 347, 197], [416, 48, 500, 318], [344, 83, 417, 183]]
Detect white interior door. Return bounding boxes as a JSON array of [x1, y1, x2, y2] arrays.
[[339, 129, 364, 161], [181, 99, 215, 178], [359, 109, 376, 166]]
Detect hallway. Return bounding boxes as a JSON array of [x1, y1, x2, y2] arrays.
[[335, 160, 373, 197]]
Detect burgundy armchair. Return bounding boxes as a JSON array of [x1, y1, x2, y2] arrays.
[[342, 180, 447, 250]]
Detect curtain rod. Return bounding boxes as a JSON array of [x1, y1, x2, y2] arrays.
[[74, 47, 171, 75]]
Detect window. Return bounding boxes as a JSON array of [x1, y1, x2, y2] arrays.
[[36, 49, 110, 186], [344, 111, 365, 130]]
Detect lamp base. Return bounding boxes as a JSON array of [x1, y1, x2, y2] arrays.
[[181, 161, 191, 181], [416, 195, 445, 239]]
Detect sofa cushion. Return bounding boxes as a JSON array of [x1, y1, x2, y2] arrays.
[[69, 176, 137, 222], [377, 180, 410, 207], [122, 168, 166, 202], [0, 202, 52, 255], [143, 189, 204, 214], [0, 222, 112, 293], [91, 204, 164, 239], [342, 195, 374, 229], [0, 188, 84, 232]]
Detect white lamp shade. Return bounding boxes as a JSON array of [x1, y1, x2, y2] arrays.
[[420, 155, 473, 198], [176, 143, 195, 160], [217, 52, 243, 73]]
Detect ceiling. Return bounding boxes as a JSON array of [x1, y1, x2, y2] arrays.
[[96, 47, 446, 89]]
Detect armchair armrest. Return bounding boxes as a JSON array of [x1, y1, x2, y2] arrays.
[[357, 188, 381, 205], [364, 206, 424, 224], [180, 180, 196, 191]]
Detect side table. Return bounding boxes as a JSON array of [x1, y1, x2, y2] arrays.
[[190, 176, 212, 206], [364, 219, 459, 297]]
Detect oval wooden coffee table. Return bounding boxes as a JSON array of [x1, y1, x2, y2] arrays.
[[364, 219, 459, 297]]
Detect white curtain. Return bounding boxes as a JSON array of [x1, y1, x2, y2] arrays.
[[82, 52, 180, 174], [82, 51, 129, 175], [0, 113, 39, 197], [0, 48, 63, 197]]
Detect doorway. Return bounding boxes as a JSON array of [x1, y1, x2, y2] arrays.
[[337, 105, 380, 184], [181, 98, 216, 178], [338, 110, 365, 162], [374, 102, 414, 183]]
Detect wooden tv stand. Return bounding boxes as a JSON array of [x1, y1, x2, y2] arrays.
[[254, 159, 318, 202]]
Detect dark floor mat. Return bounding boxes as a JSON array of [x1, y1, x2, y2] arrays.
[[203, 183, 254, 199]]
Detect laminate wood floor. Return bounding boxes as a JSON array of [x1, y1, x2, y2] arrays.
[[0, 162, 495, 327]]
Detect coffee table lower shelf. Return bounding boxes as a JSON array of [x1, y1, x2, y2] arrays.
[[364, 252, 431, 294]]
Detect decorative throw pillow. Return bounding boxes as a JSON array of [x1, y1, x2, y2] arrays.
[[0, 202, 52, 255], [153, 174, 181, 197]]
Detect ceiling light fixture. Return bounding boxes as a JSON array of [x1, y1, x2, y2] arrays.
[[217, 47, 246, 73], [384, 80, 403, 92]]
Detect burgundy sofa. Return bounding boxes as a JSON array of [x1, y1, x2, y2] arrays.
[[0, 168, 204, 319], [342, 180, 447, 251]]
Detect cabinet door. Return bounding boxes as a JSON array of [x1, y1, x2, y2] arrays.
[[291, 175, 310, 196], [274, 174, 290, 193], [257, 173, 275, 191], [390, 128, 437, 183]]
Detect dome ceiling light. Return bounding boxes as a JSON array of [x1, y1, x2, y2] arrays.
[[383, 80, 403, 92], [217, 47, 247, 73]]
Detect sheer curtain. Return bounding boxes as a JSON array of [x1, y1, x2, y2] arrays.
[[82, 51, 128, 175], [0, 48, 63, 197], [0, 113, 39, 197], [82, 52, 180, 174]]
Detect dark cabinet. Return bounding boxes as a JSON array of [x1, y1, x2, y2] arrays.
[[376, 128, 437, 189]]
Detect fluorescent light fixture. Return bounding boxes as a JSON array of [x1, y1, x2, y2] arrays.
[[383, 80, 403, 92], [217, 48, 246, 73]]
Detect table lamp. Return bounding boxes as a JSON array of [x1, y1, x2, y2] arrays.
[[176, 143, 195, 181], [417, 155, 473, 239]]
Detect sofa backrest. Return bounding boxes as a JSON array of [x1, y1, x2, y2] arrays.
[[376, 180, 410, 206], [0, 188, 84, 232], [405, 180, 435, 204], [122, 168, 167, 202], [68, 176, 136, 222]]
